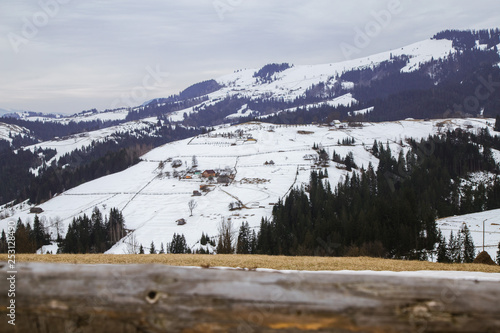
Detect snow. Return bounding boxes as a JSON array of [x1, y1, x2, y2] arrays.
[[24, 118, 158, 167], [1, 118, 498, 259], [11, 108, 130, 125], [437, 208, 500, 261], [350, 106, 374, 117], [225, 104, 255, 120], [259, 93, 358, 119], [254, 268, 500, 281], [214, 39, 454, 103], [0, 122, 30, 143], [160, 38, 456, 123]]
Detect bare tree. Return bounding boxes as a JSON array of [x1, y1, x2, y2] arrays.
[[188, 199, 198, 217], [50, 216, 64, 241], [216, 218, 235, 254], [125, 232, 140, 254]]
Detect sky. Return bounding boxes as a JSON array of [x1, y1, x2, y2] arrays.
[[0, 0, 499, 115]]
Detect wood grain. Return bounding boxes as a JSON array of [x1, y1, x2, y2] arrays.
[[1, 262, 499, 332]]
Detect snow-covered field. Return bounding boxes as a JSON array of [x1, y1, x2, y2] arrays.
[[1, 118, 499, 258], [437, 209, 500, 261]]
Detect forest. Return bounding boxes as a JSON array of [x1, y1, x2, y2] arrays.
[[0, 207, 126, 254], [0, 123, 201, 206], [246, 128, 500, 259]]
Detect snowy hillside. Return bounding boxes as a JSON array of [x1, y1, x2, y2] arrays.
[[24, 117, 158, 167], [7, 108, 130, 125], [0, 122, 31, 143], [1, 118, 499, 256], [166, 39, 456, 122], [215, 39, 454, 102], [437, 209, 500, 261]]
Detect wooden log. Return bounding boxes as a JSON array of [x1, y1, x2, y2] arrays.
[[1, 262, 500, 332]]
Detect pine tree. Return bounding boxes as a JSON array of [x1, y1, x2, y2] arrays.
[[108, 208, 126, 245], [461, 225, 476, 263], [236, 222, 251, 254], [497, 241, 500, 265], [0, 230, 7, 253], [250, 230, 257, 254], [437, 232, 450, 263], [91, 207, 107, 253], [33, 215, 49, 250], [139, 244, 144, 254], [15, 218, 36, 253], [495, 115, 500, 132], [159, 242, 165, 254], [447, 231, 461, 263], [149, 241, 156, 254], [200, 233, 208, 246], [169, 233, 188, 254]]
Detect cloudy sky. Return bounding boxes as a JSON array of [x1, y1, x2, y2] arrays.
[[0, 0, 499, 115]]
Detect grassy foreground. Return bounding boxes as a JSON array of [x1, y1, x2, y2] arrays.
[[2, 254, 500, 273]]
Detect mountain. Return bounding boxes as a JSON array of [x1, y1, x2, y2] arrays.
[[3, 29, 499, 142], [135, 29, 500, 127], [1, 29, 500, 259], [1, 118, 499, 257]]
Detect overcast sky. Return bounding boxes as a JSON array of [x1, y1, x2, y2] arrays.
[[0, 0, 499, 115]]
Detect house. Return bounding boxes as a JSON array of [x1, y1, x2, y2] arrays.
[[176, 218, 186, 226], [217, 175, 231, 185], [202, 170, 216, 178], [30, 207, 44, 214], [192, 190, 202, 196]]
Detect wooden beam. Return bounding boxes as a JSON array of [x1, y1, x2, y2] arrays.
[[1, 262, 499, 332]]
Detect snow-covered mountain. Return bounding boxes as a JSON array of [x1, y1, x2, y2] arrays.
[[5, 31, 498, 129], [156, 38, 458, 122], [2, 118, 499, 257]]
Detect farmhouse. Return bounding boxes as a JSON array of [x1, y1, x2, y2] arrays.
[[202, 170, 216, 178], [30, 207, 44, 214], [217, 175, 231, 185]]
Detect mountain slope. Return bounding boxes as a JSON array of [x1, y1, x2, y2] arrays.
[[1, 118, 499, 256]]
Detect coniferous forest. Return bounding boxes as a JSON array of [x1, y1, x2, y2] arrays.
[[251, 129, 500, 259]]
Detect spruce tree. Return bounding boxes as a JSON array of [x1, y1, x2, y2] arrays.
[[447, 231, 461, 263], [497, 242, 500, 265], [236, 222, 251, 254], [91, 207, 107, 253], [437, 232, 450, 263], [169, 233, 188, 254], [149, 241, 156, 254], [159, 242, 165, 254], [495, 115, 500, 132], [33, 215, 49, 250], [139, 244, 144, 254], [461, 225, 476, 263], [0, 230, 7, 253]]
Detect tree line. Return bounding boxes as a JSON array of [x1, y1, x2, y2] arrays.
[[246, 129, 500, 259], [0, 215, 51, 253], [60, 207, 126, 254]]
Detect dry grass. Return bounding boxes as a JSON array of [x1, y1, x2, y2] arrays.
[[2, 254, 500, 273]]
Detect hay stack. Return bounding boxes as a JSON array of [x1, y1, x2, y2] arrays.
[[473, 251, 497, 265]]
